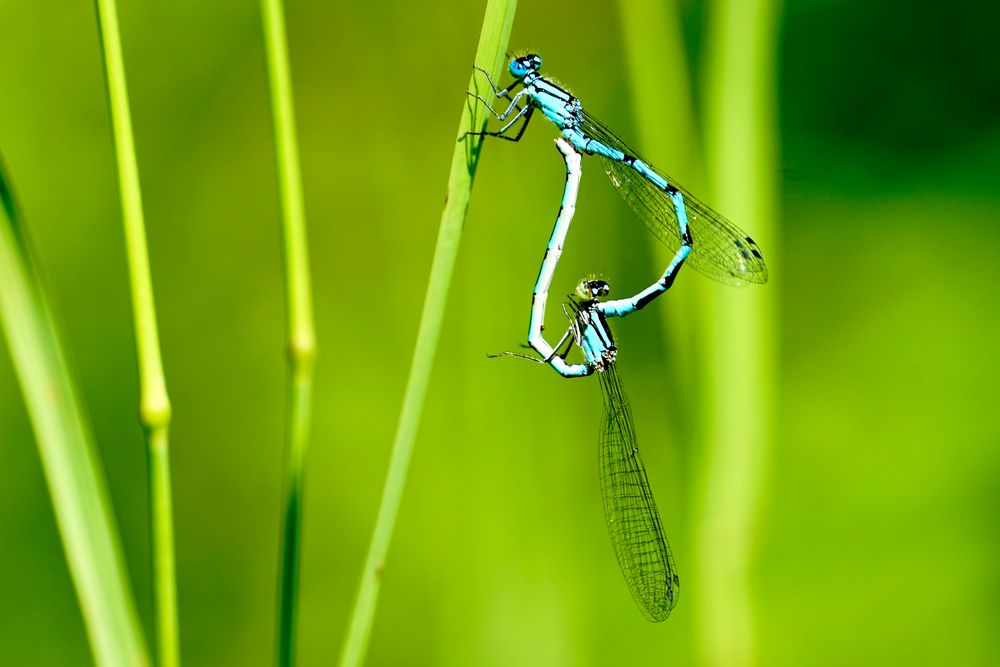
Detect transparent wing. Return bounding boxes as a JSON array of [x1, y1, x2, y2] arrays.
[[579, 111, 768, 286], [598, 364, 679, 622]]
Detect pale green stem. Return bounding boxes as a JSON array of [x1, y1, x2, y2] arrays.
[[618, 0, 700, 184], [148, 429, 178, 667], [258, 0, 317, 665], [336, 2, 518, 665], [617, 0, 703, 439], [0, 160, 150, 667], [695, 0, 780, 665], [93, 1, 179, 665]]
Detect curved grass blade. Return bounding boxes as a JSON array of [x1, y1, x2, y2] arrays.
[[597, 364, 678, 622], [580, 111, 768, 286], [0, 158, 150, 666]]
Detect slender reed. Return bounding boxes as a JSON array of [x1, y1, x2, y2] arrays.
[[618, 0, 700, 188], [0, 160, 149, 666], [616, 0, 703, 439], [92, 1, 179, 665], [258, 1, 317, 665], [695, 0, 780, 665], [336, 2, 518, 665]]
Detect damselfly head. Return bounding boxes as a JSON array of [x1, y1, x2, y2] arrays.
[[576, 278, 611, 300], [509, 53, 542, 78]]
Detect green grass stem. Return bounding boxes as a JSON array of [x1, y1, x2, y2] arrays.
[[616, 0, 703, 441], [695, 0, 780, 665], [618, 0, 700, 185], [336, 2, 518, 665], [258, 1, 317, 665], [92, 1, 179, 665], [0, 159, 150, 666]]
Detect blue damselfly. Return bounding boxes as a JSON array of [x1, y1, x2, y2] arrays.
[[495, 138, 683, 621], [466, 53, 767, 287]]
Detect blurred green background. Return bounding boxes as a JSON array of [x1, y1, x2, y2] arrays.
[[1, 0, 998, 665]]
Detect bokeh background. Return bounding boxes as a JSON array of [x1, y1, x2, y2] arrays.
[[1, 0, 998, 665]]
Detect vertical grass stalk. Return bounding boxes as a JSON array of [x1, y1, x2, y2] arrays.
[[336, 1, 518, 665], [259, 1, 317, 665], [616, 0, 703, 442], [0, 160, 150, 667], [93, 1, 179, 665], [695, 0, 780, 665]]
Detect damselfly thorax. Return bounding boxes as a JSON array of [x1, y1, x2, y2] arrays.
[[569, 300, 618, 371]]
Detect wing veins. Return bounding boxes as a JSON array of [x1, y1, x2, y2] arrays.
[[598, 365, 678, 622], [579, 111, 768, 286]]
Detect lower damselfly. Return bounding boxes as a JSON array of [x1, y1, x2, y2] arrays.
[[495, 138, 684, 621]]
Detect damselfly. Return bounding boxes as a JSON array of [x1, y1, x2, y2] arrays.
[[496, 137, 684, 621], [465, 53, 767, 287]]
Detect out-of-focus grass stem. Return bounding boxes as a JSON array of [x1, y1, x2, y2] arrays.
[[93, 1, 179, 665], [618, 0, 700, 187], [0, 160, 150, 667], [336, 1, 518, 665], [616, 0, 703, 443], [259, 0, 317, 665], [696, 0, 780, 665]]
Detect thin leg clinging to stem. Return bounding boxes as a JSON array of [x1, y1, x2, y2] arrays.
[[468, 88, 528, 122], [464, 86, 521, 120], [471, 65, 520, 98], [461, 106, 534, 143], [461, 79, 534, 142], [528, 138, 591, 378]]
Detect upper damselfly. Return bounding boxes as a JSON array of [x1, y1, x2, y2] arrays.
[[465, 53, 768, 287]]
